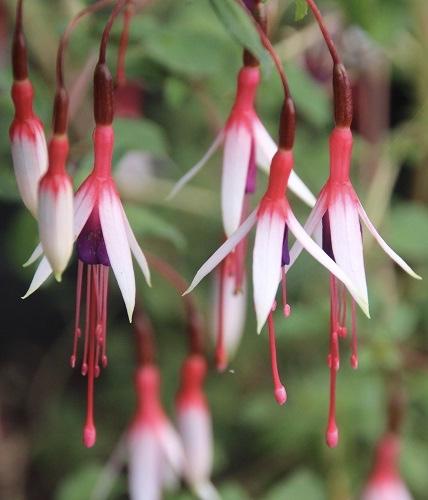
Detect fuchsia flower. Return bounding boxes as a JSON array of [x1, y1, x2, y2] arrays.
[[37, 132, 74, 280], [168, 65, 316, 236], [23, 63, 151, 447], [9, 1, 48, 218], [10, 80, 48, 217], [186, 142, 369, 331], [361, 434, 413, 500], [212, 254, 247, 371], [129, 365, 186, 500], [176, 355, 218, 499]]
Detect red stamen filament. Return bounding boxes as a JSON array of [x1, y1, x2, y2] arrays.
[[338, 282, 347, 338], [350, 300, 358, 369], [215, 261, 227, 372], [268, 309, 287, 405], [72, 263, 110, 448], [281, 268, 291, 317]]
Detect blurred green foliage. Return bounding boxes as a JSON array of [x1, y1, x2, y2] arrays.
[[0, 0, 427, 499]]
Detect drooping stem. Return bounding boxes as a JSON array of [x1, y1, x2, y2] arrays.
[[146, 254, 204, 355], [99, 0, 128, 64], [12, 0, 28, 80], [134, 308, 156, 367], [116, 1, 135, 86], [305, 0, 340, 65]]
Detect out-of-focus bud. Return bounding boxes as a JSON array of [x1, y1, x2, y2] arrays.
[[37, 136, 73, 281], [361, 434, 413, 500], [176, 355, 219, 500]]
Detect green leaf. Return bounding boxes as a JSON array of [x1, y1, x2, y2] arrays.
[[55, 464, 101, 500], [208, 0, 270, 70], [295, 0, 309, 21], [114, 118, 168, 156], [265, 469, 326, 500]]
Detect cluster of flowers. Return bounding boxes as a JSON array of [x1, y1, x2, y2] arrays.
[[8, 0, 419, 498]]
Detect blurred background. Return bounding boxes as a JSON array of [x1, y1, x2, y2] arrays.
[[0, 0, 427, 498]]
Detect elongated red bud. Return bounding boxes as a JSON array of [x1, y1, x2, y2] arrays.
[[333, 63, 353, 127], [94, 62, 114, 125], [279, 97, 296, 150]]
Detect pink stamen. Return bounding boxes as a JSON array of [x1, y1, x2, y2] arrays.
[[338, 282, 347, 338], [81, 266, 92, 376], [267, 311, 287, 405], [71, 260, 84, 368], [281, 268, 291, 317], [350, 300, 358, 369], [326, 329, 339, 448], [101, 267, 109, 367], [215, 262, 227, 372]]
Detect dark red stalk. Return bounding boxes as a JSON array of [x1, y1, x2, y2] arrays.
[[116, 1, 135, 86], [134, 308, 156, 366], [12, 0, 28, 81], [146, 254, 204, 356]]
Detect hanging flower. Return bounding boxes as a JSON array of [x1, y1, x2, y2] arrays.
[[361, 434, 413, 500], [176, 355, 218, 499], [212, 254, 247, 371], [9, 1, 48, 217], [168, 65, 316, 236], [129, 364, 186, 500]]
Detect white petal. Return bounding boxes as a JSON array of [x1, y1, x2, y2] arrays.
[[122, 210, 151, 287], [11, 123, 48, 217], [167, 132, 224, 200], [286, 209, 370, 318], [156, 421, 186, 476], [177, 407, 213, 489], [329, 193, 369, 307], [253, 209, 286, 333], [23, 242, 43, 267], [128, 429, 162, 500], [222, 124, 252, 236], [287, 189, 328, 269], [253, 118, 276, 169], [212, 272, 247, 360], [74, 179, 96, 238], [22, 256, 53, 298], [99, 186, 136, 321], [357, 203, 422, 280], [185, 209, 258, 295], [288, 170, 317, 208], [362, 480, 413, 500], [253, 118, 316, 207], [193, 482, 221, 500], [38, 176, 74, 280]]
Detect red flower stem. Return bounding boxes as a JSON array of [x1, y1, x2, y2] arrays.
[[116, 1, 135, 86], [305, 0, 340, 65], [133, 308, 156, 367], [146, 253, 204, 356], [98, 0, 128, 65]]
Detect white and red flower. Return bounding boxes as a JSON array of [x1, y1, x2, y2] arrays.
[[176, 355, 218, 500], [168, 65, 316, 236], [361, 434, 413, 500], [186, 148, 369, 333], [37, 135, 74, 281], [9, 79, 48, 217], [211, 253, 247, 371], [129, 365, 186, 500]]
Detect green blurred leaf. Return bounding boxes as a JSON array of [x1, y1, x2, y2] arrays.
[[114, 118, 168, 156], [208, 0, 270, 71], [265, 469, 326, 500], [125, 204, 187, 250], [295, 0, 309, 21], [55, 464, 101, 500]]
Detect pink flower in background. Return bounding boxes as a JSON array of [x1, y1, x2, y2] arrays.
[[212, 254, 247, 371], [10, 79, 48, 217], [168, 65, 316, 236], [176, 355, 218, 499], [361, 434, 413, 500], [129, 365, 185, 500]]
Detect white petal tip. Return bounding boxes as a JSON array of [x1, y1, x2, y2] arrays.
[[127, 308, 134, 323], [412, 272, 422, 280], [54, 272, 62, 283]]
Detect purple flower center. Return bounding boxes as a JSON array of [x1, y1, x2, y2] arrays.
[[281, 226, 290, 266], [77, 210, 110, 266], [245, 139, 257, 194], [322, 212, 335, 260]]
